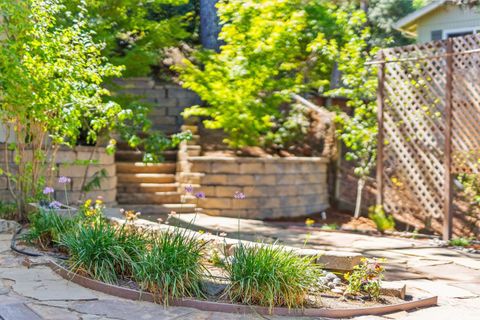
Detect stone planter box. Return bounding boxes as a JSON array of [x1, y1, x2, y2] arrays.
[[181, 156, 329, 219]]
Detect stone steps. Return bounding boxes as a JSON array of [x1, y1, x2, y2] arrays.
[[114, 123, 201, 216], [117, 191, 182, 204], [115, 150, 177, 162], [116, 162, 176, 174], [117, 183, 178, 193], [117, 173, 176, 184]]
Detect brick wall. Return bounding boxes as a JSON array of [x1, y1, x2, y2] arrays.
[[111, 78, 201, 134], [181, 156, 329, 219], [0, 145, 117, 206]]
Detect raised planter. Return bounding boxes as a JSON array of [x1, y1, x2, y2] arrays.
[[179, 156, 329, 219], [48, 260, 438, 318]]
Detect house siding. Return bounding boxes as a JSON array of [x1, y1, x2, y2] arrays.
[[416, 5, 480, 43]]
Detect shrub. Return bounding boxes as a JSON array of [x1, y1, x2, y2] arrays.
[[133, 229, 207, 304], [60, 220, 143, 284], [368, 205, 395, 233], [23, 209, 77, 250], [225, 243, 322, 311], [345, 258, 386, 300], [449, 237, 472, 247]]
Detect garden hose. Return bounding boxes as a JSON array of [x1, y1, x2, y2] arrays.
[[10, 226, 68, 260]]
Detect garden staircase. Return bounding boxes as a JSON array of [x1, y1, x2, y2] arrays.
[[115, 125, 202, 217]]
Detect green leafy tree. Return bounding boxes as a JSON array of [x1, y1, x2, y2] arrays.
[[0, 0, 124, 219], [367, 0, 418, 46], [178, 0, 368, 148], [64, 0, 193, 77]]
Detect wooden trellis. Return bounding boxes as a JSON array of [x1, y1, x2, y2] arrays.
[[376, 34, 480, 240]]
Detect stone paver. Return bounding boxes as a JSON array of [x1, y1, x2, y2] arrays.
[[1, 215, 480, 320]]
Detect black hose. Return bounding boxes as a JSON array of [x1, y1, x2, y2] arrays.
[[10, 226, 68, 260]]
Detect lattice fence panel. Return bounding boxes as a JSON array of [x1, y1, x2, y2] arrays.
[[451, 35, 480, 174], [380, 34, 480, 223]]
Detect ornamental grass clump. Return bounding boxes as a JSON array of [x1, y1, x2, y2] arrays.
[[133, 229, 207, 304], [60, 220, 145, 284], [24, 209, 77, 250], [225, 243, 322, 311]]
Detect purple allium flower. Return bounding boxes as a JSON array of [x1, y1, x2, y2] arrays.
[[43, 187, 54, 195], [233, 191, 246, 199], [184, 185, 194, 193], [58, 176, 71, 184], [195, 191, 205, 199], [48, 201, 63, 209]]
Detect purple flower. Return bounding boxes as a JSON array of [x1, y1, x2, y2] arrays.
[[184, 185, 194, 193], [195, 192, 205, 199], [58, 176, 71, 184], [48, 201, 63, 209], [233, 191, 246, 199], [43, 187, 54, 195]]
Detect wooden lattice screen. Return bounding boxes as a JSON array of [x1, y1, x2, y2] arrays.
[[376, 34, 480, 240]]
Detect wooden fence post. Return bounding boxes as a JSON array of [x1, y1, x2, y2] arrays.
[[443, 38, 454, 241], [376, 51, 385, 207]]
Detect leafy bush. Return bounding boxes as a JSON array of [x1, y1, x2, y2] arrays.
[[449, 237, 472, 247], [368, 205, 395, 232], [24, 209, 77, 250], [178, 0, 370, 148], [133, 229, 207, 304], [60, 220, 143, 284], [225, 243, 322, 311], [345, 258, 386, 300]]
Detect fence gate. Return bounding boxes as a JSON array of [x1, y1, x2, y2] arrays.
[[376, 34, 480, 240]]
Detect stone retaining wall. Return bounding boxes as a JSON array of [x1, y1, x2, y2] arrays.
[[0, 146, 116, 206], [111, 78, 200, 134], [184, 156, 329, 219]]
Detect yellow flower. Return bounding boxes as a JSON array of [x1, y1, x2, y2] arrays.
[[305, 218, 315, 227], [83, 199, 92, 208]]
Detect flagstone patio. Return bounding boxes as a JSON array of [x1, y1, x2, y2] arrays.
[[1, 216, 479, 320]]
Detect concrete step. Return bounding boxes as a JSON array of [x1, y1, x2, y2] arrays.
[[116, 162, 176, 174], [117, 191, 182, 204], [117, 173, 176, 184], [115, 203, 198, 215], [117, 183, 178, 193], [115, 150, 177, 162]]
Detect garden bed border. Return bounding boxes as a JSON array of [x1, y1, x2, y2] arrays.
[[48, 260, 438, 318]]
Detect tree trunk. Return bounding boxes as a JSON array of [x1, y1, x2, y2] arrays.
[[354, 177, 366, 218], [200, 0, 220, 51]]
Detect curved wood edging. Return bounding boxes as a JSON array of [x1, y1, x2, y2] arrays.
[[48, 261, 437, 318]]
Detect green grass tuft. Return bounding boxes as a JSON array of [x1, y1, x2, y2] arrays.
[[449, 237, 472, 247], [23, 209, 77, 249], [225, 243, 322, 311], [60, 220, 144, 284], [133, 229, 207, 304]]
